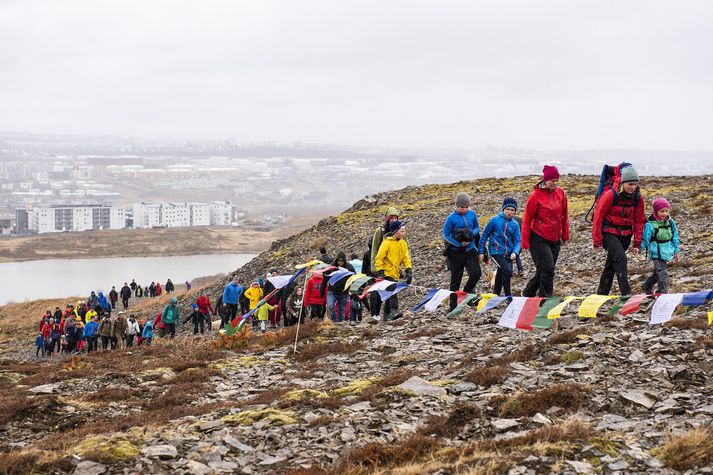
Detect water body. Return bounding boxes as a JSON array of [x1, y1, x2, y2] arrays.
[[1, 253, 256, 305]]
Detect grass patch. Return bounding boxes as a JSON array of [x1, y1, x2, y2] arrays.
[[652, 428, 713, 471], [419, 403, 482, 438], [665, 317, 710, 330], [694, 335, 713, 349], [334, 434, 440, 474], [547, 329, 589, 345], [560, 350, 584, 364], [223, 408, 298, 426], [463, 366, 512, 388], [493, 383, 589, 418]]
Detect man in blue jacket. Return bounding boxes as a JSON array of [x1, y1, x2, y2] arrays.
[[479, 198, 522, 296], [442, 192, 482, 311], [222, 277, 243, 321]]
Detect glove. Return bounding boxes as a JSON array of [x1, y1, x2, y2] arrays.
[[405, 269, 413, 285], [375, 270, 386, 279]]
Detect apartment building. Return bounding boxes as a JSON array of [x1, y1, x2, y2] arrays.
[[16, 204, 126, 234]]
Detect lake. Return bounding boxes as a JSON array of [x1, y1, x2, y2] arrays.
[[1, 253, 256, 305]]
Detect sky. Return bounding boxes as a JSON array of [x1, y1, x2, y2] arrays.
[[1, 0, 712, 150]]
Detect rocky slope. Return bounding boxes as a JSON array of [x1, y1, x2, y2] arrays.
[[1, 174, 712, 475]]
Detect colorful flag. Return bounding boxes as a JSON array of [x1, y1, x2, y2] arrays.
[[412, 289, 439, 312], [343, 273, 367, 290], [364, 280, 396, 297], [476, 293, 497, 312], [295, 260, 324, 269], [348, 276, 374, 294], [498, 297, 528, 329], [681, 290, 713, 306], [477, 295, 510, 314], [422, 289, 452, 312], [533, 297, 560, 328], [547, 296, 579, 318], [650, 293, 684, 325], [446, 293, 479, 318], [708, 311, 713, 326], [328, 268, 354, 286], [607, 296, 631, 316], [267, 274, 297, 289], [377, 283, 409, 301], [620, 294, 649, 315], [235, 267, 306, 330], [516, 298, 544, 330], [578, 295, 616, 318]]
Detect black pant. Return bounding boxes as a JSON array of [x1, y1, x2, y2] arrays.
[[165, 323, 176, 338], [193, 319, 204, 334], [447, 249, 481, 311], [86, 336, 97, 352], [643, 259, 669, 294], [126, 334, 135, 347], [101, 335, 110, 350], [110, 337, 118, 350], [523, 232, 561, 298], [122, 298, 129, 309], [492, 254, 513, 296], [369, 292, 382, 317], [226, 303, 238, 320], [110, 300, 116, 310], [597, 233, 632, 296]]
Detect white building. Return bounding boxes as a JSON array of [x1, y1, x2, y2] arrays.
[[162, 203, 191, 227], [132, 202, 235, 228], [22, 204, 126, 234], [209, 201, 233, 225], [133, 202, 162, 228], [190, 203, 210, 226]]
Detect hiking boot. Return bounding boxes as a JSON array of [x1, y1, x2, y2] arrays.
[[391, 313, 403, 320]]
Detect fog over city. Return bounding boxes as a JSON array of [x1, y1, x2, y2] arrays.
[[1, 0, 712, 233]]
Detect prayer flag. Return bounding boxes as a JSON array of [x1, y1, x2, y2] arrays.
[[476, 293, 497, 312], [478, 295, 510, 314], [578, 295, 616, 318], [498, 297, 528, 329], [328, 268, 354, 286], [446, 293, 479, 318], [267, 274, 297, 289], [548, 296, 579, 319], [607, 296, 631, 316], [295, 260, 324, 269], [650, 293, 684, 325], [620, 294, 649, 315], [516, 298, 544, 331], [681, 290, 713, 306], [343, 273, 367, 291], [708, 311, 713, 325], [349, 276, 374, 294], [423, 289, 453, 312], [413, 289, 439, 312], [377, 283, 409, 301], [533, 297, 560, 328]]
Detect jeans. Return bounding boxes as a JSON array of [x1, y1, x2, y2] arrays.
[[597, 233, 632, 296], [327, 291, 348, 322], [523, 232, 561, 298], [643, 259, 669, 294], [447, 249, 481, 310], [492, 254, 513, 296], [85, 336, 97, 352]]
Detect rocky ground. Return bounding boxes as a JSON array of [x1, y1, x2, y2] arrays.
[[0, 174, 712, 474]]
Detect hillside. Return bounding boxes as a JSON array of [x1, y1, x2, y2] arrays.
[[0, 174, 712, 474]]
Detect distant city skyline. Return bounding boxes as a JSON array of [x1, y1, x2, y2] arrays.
[[1, 1, 712, 151]]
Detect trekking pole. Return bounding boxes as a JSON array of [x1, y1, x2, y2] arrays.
[[292, 271, 311, 355]]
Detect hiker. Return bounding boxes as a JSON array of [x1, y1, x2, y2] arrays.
[[40, 318, 52, 356], [112, 312, 128, 350], [256, 300, 275, 333], [442, 192, 482, 311], [196, 291, 215, 331], [135, 285, 143, 298], [263, 269, 283, 328], [320, 252, 356, 323], [318, 247, 332, 265], [286, 286, 305, 326], [521, 165, 570, 298], [97, 292, 111, 315], [87, 291, 99, 311], [348, 253, 363, 274], [35, 333, 45, 357], [244, 281, 263, 311], [98, 315, 112, 351], [109, 286, 119, 310], [222, 277, 243, 321], [130, 279, 137, 294], [149, 282, 156, 297], [126, 315, 140, 347], [186, 281, 192, 291], [641, 197, 680, 294], [374, 220, 413, 321], [348, 292, 364, 325], [304, 271, 326, 319], [75, 323, 86, 352], [75, 301, 88, 323], [165, 279, 175, 294], [155, 281, 163, 296], [479, 198, 521, 296], [184, 304, 205, 334], [592, 165, 645, 296], [161, 297, 181, 338], [141, 318, 154, 345], [370, 206, 401, 318], [84, 314, 98, 352], [53, 306, 62, 322], [60, 334, 68, 354], [144, 285, 150, 297], [50, 318, 61, 355], [120, 282, 132, 310]]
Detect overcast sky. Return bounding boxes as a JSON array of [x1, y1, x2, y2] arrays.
[[1, 0, 712, 150]]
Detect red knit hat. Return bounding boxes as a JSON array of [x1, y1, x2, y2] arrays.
[[543, 165, 560, 181]]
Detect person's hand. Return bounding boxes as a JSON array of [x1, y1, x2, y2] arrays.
[[674, 253, 680, 262], [632, 248, 640, 256], [510, 253, 516, 260], [405, 269, 413, 285], [479, 253, 486, 262], [375, 270, 385, 279], [461, 241, 468, 247]]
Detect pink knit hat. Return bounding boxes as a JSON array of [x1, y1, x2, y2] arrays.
[[653, 197, 670, 220], [543, 165, 560, 182]]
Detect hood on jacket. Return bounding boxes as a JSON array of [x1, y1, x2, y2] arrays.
[[98, 292, 104, 298], [384, 206, 399, 220]]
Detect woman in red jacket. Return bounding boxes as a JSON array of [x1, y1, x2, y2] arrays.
[[592, 165, 645, 296], [303, 272, 327, 319], [521, 165, 570, 298]]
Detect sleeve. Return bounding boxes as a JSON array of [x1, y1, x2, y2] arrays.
[[441, 215, 460, 248], [672, 219, 680, 254], [222, 286, 229, 303], [161, 306, 168, 319], [640, 222, 652, 253], [520, 192, 536, 250], [591, 190, 613, 248], [471, 211, 480, 236], [512, 221, 522, 255], [374, 240, 389, 271], [403, 242, 412, 270], [478, 218, 493, 254], [632, 196, 646, 248], [561, 190, 570, 243], [370, 229, 381, 270]]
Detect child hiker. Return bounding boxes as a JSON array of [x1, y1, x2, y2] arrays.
[[256, 301, 275, 333], [35, 333, 45, 357], [640, 197, 680, 294], [479, 197, 522, 296]]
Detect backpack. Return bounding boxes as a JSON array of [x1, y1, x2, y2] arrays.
[[585, 162, 639, 222]]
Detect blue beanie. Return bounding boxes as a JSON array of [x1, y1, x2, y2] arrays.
[[502, 197, 518, 211]]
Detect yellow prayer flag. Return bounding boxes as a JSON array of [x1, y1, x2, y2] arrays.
[[547, 296, 580, 319], [343, 273, 366, 290], [476, 294, 497, 312], [708, 311, 713, 326], [295, 260, 324, 269], [578, 294, 616, 318]]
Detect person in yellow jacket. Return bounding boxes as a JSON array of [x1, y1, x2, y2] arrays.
[[255, 302, 274, 333], [374, 220, 413, 321], [85, 308, 98, 324], [244, 282, 263, 309]]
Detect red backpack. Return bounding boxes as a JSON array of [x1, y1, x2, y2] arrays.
[[585, 162, 638, 222]]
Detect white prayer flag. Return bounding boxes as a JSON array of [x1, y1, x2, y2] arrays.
[[649, 293, 684, 325], [424, 289, 453, 312], [498, 297, 528, 329]]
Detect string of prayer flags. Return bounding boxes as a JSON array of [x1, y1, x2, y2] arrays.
[[620, 294, 650, 315], [650, 293, 684, 325], [607, 296, 631, 316], [328, 268, 354, 286], [478, 295, 511, 314], [476, 293, 498, 312], [681, 290, 713, 306], [498, 297, 543, 330], [446, 292, 479, 318], [547, 296, 580, 319], [295, 260, 324, 269], [578, 295, 616, 318], [533, 297, 560, 328], [413, 289, 453, 312]]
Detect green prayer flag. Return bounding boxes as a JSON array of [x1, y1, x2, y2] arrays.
[[446, 294, 479, 318], [533, 297, 560, 329]]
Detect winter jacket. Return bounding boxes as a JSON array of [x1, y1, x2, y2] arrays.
[[142, 321, 154, 339], [111, 317, 127, 338], [41, 322, 51, 339], [98, 318, 112, 337], [87, 294, 99, 310], [442, 209, 480, 253], [361, 249, 372, 276], [162, 303, 180, 325], [256, 303, 274, 321], [36, 334, 44, 348], [50, 324, 61, 340], [135, 286, 143, 297], [287, 291, 304, 317], [521, 182, 570, 249], [348, 259, 363, 274], [85, 309, 98, 322], [120, 286, 132, 299], [130, 281, 137, 291], [304, 275, 327, 306], [479, 212, 522, 257], [592, 187, 645, 248], [183, 310, 205, 325], [83, 320, 98, 337], [155, 283, 163, 295], [640, 215, 679, 261], [97, 293, 110, 311], [109, 289, 118, 302], [244, 286, 263, 309], [196, 295, 215, 315], [222, 282, 243, 305], [165, 280, 175, 292], [375, 236, 412, 281], [127, 319, 140, 336]]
